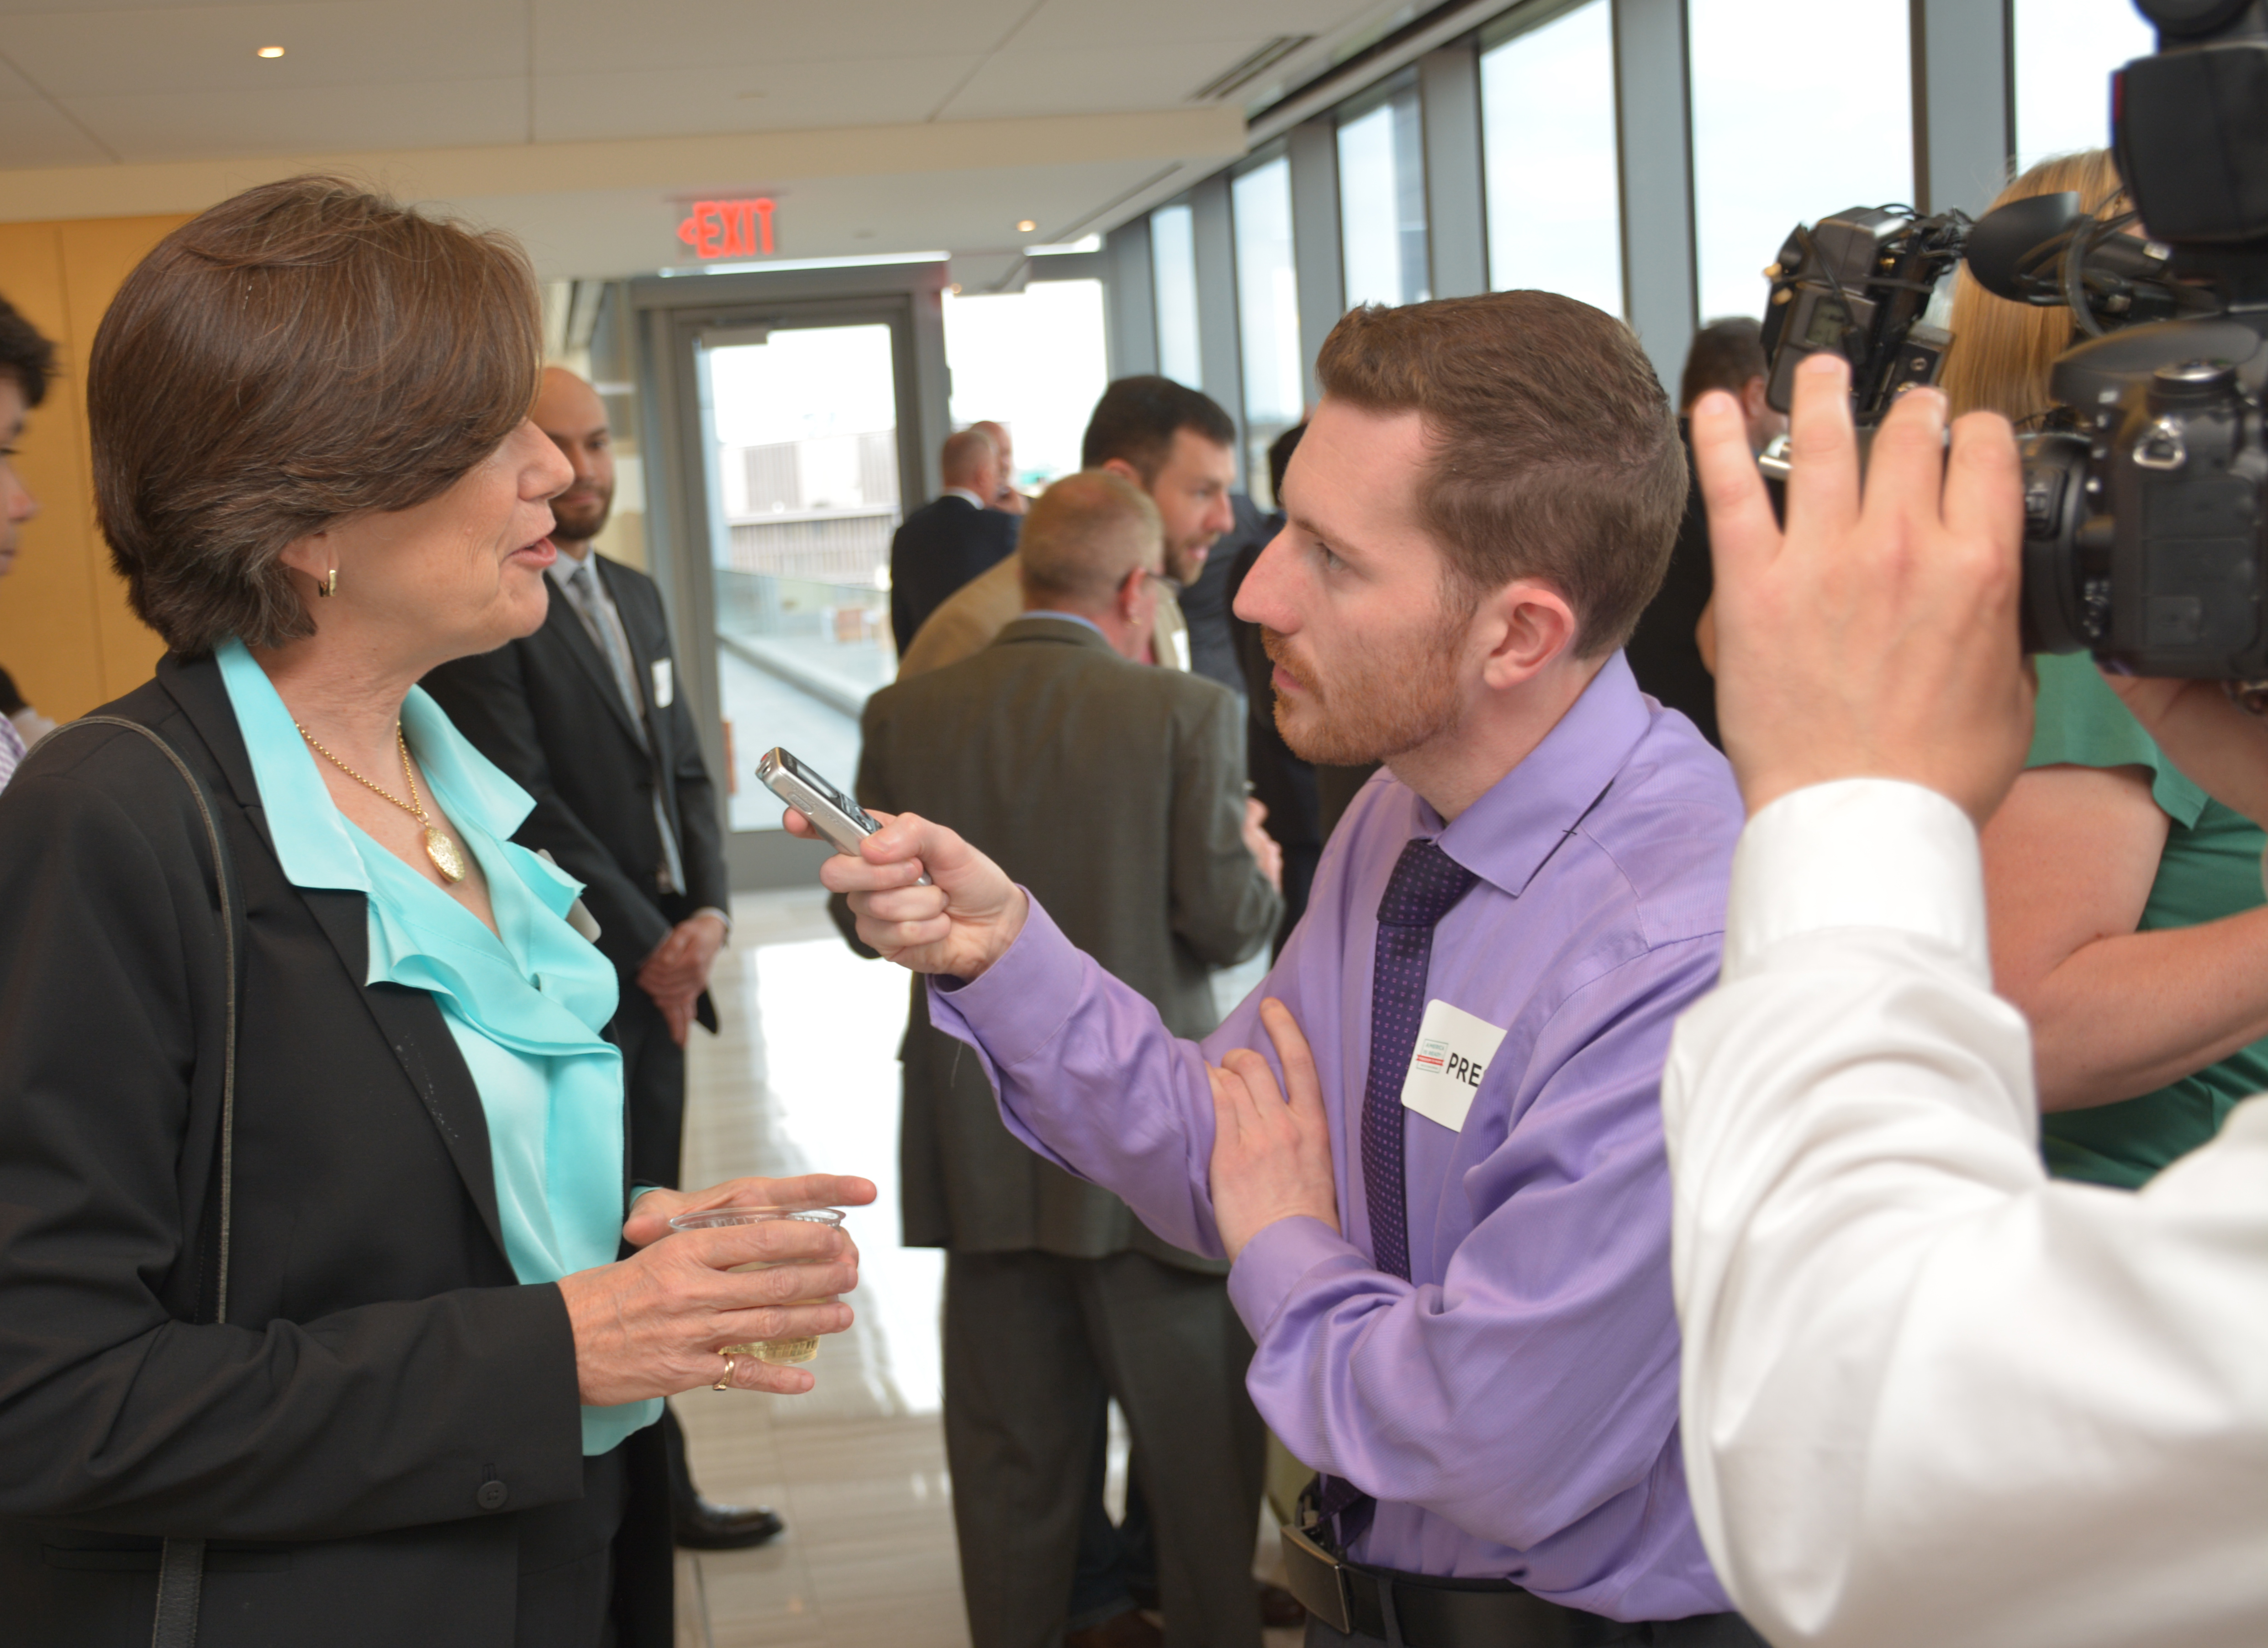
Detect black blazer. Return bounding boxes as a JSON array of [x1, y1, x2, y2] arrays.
[[888, 494, 1018, 654], [0, 655, 669, 1648], [422, 558, 729, 1009], [1624, 425, 1722, 749]]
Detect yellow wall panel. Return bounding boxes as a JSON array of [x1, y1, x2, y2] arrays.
[[0, 221, 105, 720], [0, 213, 186, 721], [58, 216, 189, 703]]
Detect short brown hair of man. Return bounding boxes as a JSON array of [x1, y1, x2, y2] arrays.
[[1079, 375, 1237, 483], [1017, 469, 1165, 612], [1316, 292, 1686, 658], [1677, 317, 1768, 412], [89, 175, 544, 655]]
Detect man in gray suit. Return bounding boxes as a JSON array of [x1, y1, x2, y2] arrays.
[[846, 470, 1282, 1648]]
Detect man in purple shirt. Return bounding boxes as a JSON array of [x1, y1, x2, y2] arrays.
[[800, 294, 1755, 1647]]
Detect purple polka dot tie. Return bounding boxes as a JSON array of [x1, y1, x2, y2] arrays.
[[1312, 838, 1477, 1545], [1362, 837, 1479, 1283]]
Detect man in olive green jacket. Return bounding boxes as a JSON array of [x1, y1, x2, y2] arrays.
[[844, 470, 1280, 1648]]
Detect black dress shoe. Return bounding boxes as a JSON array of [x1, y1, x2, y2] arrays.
[[672, 1496, 786, 1550]]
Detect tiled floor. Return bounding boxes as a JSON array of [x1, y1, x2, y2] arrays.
[[670, 887, 1298, 1648]]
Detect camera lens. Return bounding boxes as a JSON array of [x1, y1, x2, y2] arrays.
[[2016, 432, 2098, 655]]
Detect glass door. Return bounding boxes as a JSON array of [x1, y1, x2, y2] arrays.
[[694, 319, 904, 836]]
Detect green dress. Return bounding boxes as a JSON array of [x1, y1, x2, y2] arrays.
[[2026, 653, 2268, 1188]]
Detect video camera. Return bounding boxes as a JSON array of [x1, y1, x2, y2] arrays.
[[1757, 0, 2268, 697]]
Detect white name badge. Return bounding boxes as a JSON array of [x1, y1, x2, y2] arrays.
[[650, 658, 674, 708], [1400, 999, 1509, 1134]]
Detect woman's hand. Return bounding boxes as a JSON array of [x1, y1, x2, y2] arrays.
[[561, 1173, 876, 1402], [787, 807, 1029, 982], [622, 1172, 876, 1249]]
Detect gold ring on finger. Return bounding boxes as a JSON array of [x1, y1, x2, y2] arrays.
[[712, 1352, 738, 1392]]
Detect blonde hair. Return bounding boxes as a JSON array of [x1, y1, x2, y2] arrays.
[[1941, 150, 2128, 425]]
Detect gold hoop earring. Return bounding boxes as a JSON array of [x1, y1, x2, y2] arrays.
[[317, 568, 338, 598]]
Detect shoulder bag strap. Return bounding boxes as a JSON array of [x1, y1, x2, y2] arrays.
[[54, 717, 240, 1648]]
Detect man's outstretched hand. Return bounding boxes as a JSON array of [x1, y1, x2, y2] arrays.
[[1695, 353, 2034, 825], [1208, 999, 1339, 1261], [786, 806, 1029, 981]]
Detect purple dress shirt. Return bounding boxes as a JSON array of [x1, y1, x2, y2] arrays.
[[928, 653, 1742, 1622]]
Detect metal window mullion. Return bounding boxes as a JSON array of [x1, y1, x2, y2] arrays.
[[1105, 218, 1159, 379], [1611, 0, 1697, 397], [1192, 173, 1248, 470], [1915, 0, 2013, 217], [1288, 115, 1344, 407], [1419, 42, 1489, 300]]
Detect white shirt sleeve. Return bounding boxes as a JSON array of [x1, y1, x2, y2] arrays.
[[1663, 778, 2268, 1648]]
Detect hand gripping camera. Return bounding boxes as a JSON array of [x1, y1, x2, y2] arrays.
[[1759, 0, 2268, 698]]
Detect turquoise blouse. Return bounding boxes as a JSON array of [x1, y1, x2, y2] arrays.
[[216, 639, 660, 1455]]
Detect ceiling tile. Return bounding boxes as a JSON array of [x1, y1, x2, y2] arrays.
[[0, 54, 52, 103], [2, 1, 526, 98], [534, 56, 983, 144], [0, 0, 312, 13], [0, 98, 115, 166], [60, 76, 530, 163], [938, 40, 1273, 121], [1012, 0, 1371, 50], [530, 0, 1036, 76]]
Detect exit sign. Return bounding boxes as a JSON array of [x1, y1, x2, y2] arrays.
[[678, 198, 776, 260]]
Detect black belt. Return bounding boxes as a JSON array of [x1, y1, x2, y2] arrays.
[[1283, 1505, 1761, 1648]]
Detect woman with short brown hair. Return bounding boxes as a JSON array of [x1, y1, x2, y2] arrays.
[[0, 176, 873, 1648]]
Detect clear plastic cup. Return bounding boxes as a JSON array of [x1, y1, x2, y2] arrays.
[[667, 1204, 847, 1365]]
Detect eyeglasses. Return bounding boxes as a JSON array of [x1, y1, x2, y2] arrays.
[[1142, 569, 1184, 597]]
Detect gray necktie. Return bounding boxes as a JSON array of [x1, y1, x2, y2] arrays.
[[564, 560, 686, 895], [569, 560, 645, 730]]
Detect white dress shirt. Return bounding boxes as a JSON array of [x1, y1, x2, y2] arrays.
[[1662, 778, 2268, 1648]]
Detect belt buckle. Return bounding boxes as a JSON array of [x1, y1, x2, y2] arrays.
[[1280, 1518, 1354, 1636]]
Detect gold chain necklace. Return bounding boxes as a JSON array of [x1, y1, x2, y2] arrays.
[[297, 721, 468, 884]]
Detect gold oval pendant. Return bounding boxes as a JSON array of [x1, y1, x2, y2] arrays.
[[424, 826, 467, 883]]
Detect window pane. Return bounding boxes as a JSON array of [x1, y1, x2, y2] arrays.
[[2013, 0, 2156, 172], [1481, 0, 1623, 314], [702, 325, 900, 831], [1688, 0, 1912, 326], [943, 279, 1110, 491], [1232, 156, 1303, 499], [1339, 82, 1430, 309], [1150, 203, 1203, 387]]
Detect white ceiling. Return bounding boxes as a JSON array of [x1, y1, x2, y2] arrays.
[[0, 0, 1416, 275]]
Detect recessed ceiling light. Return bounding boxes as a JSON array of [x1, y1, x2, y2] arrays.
[[256, 45, 285, 58], [1016, 219, 1036, 233]]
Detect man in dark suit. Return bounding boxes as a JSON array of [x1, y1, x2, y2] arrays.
[[1623, 318, 1786, 750], [888, 426, 1019, 653], [846, 470, 1281, 1648], [421, 367, 775, 1553]]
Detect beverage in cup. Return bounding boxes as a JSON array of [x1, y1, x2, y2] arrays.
[[667, 1205, 847, 1365]]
